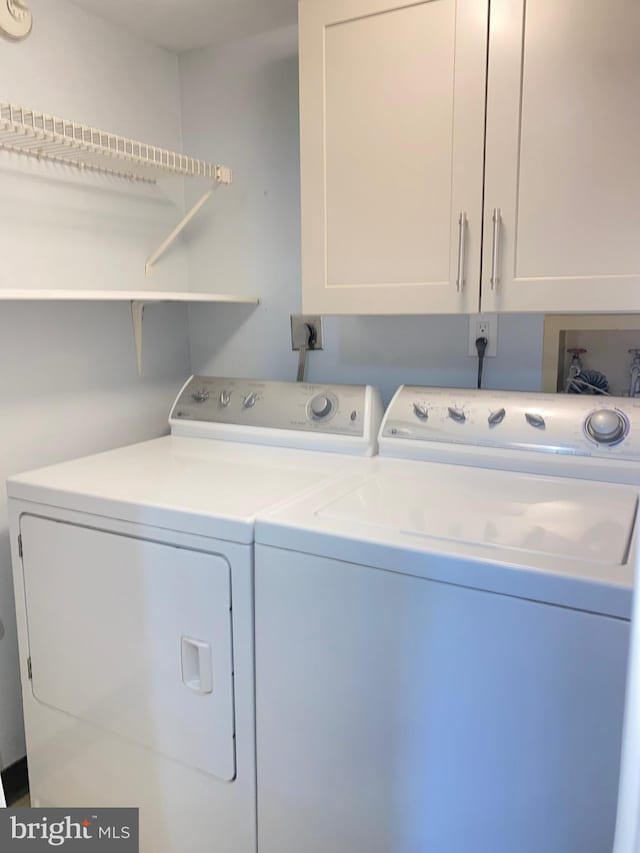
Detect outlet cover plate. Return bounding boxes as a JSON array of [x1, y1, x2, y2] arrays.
[[291, 315, 324, 351], [468, 313, 498, 357]]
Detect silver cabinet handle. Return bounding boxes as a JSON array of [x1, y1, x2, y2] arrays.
[[490, 207, 501, 290], [456, 212, 467, 292]]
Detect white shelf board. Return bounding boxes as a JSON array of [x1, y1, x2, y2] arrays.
[[0, 289, 260, 377], [0, 290, 259, 304]]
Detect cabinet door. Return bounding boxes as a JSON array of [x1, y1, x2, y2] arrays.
[[299, 0, 488, 315], [482, 0, 640, 313]]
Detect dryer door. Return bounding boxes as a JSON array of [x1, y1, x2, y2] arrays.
[[20, 515, 236, 781]]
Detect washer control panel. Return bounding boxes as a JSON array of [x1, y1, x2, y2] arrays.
[[381, 386, 640, 460], [170, 376, 374, 437]]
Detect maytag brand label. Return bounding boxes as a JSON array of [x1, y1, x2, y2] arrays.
[[0, 810, 138, 850]]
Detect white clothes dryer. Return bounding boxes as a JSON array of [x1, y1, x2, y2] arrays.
[[254, 386, 640, 853], [7, 376, 382, 853]]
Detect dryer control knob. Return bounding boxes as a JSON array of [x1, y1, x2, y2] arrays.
[[219, 390, 231, 407], [413, 403, 429, 421], [243, 392, 258, 409], [585, 409, 627, 445], [448, 407, 466, 423], [310, 395, 333, 419], [488, 408, 506, 427]]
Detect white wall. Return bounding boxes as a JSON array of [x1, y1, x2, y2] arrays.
[[0, 2, 191, 771], [180, 26, 545, 403]]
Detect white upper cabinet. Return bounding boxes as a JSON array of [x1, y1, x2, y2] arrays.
[[300, 0, 640, 316], [299, 0, 488, 315], [482, 0, 640, 313]]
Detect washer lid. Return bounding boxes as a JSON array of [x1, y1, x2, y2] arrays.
[[317, 465, 637, 565]]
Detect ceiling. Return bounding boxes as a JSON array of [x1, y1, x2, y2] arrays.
[[69, 0, 298, 52]]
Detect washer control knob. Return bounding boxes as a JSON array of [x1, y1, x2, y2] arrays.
[[585, 409, 627, 445], [525, 413, 546, 429], [243, 392, 258, 409], [219, 390, 232, 408], [191, 389, 209, 403], [448, 407, 466, 423], [488, 408, 506, 427], [413, 403, 429, 421], [310, 394, 333, 419]]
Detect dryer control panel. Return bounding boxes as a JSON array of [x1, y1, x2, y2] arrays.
[[380, 386, 640, 463], [169, 377, 383, 455]]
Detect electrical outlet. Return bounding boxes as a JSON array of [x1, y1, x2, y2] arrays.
[[291, 315, 324, 351], [468, 314, 498, 357]]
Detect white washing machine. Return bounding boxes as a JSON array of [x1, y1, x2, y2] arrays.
[[615, 540, 640, 853], [254, 386, 640, 853], [7, 376, 382, 852]]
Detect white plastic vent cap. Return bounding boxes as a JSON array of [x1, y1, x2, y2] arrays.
[[0, 0, 33, 40]]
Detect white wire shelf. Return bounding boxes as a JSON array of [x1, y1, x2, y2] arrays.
[[0, 108, 252, 372], [0, 102, 232, 184], [0, 101, 234, 274]]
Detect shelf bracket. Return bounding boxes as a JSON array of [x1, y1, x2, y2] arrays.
[[145, 166, 232, 277], [131, 300, 150, 377]]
